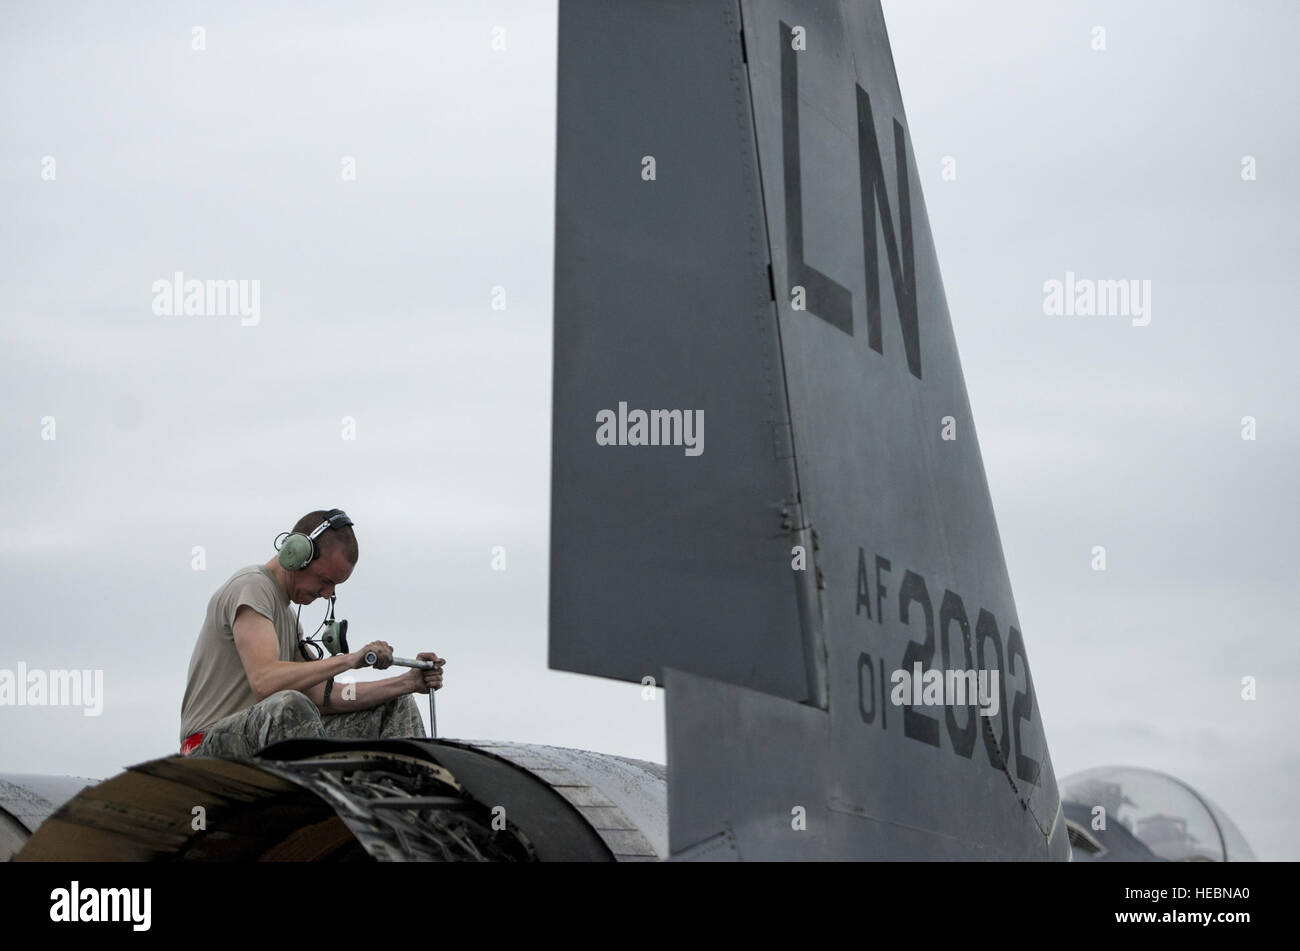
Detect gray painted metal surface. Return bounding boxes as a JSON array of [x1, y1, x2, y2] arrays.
[[666, 667, 827, 860], [740, 0, 1064, 859], [0, 773, 97, 861], [464, 741, 667, 861], [552, 0, 1067, 859], [670, 825, 740, 862], [550, 0, 815, 704], [0, 774, 95, 833]]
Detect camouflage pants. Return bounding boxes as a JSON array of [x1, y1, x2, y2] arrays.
[[192, 689, 425, 759]]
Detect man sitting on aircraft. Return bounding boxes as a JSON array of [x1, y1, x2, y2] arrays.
[[179, 509, 445, 758]]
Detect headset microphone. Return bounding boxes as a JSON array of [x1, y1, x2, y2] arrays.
[[320, 596, 349, 655], [297, 594, 351, 661]]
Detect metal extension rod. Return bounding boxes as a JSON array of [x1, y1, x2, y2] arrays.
[[364, 651, 438, 739]]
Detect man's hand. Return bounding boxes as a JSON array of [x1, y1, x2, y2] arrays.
[[405, 652, 445, 694], [354, 640, 393, 669]]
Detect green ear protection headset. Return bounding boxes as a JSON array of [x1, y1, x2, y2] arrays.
[[275, 510, 354, 661], [275, 508, 353, 572]]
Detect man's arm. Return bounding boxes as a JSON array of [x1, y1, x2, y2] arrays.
[[232, 605, 391, 700], [301, 674, 410, 714], [304, 652, 446, 714]]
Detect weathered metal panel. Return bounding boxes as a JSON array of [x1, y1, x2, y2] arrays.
[[468, 741, 667, 860], [665, 667, 830, 860], [550, 0, 813, 703], [0, 773, 95, 833], [671, 826, 740, 862], [737, 0, 1064, 857]]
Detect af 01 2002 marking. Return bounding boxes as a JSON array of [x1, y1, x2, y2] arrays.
[[854, 547, 1043, 787]]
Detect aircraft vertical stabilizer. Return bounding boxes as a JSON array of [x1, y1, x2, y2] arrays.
[[551, 0, 1067, 859]]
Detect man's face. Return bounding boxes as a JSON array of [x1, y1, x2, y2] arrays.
[[289, 548, 354, 605]]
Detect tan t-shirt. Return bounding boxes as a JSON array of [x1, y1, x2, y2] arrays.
[[179, 564, 304, 742]]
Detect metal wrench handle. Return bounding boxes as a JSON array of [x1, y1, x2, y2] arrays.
[[362, 652, 439, 738], [363, 652, 436, 669]]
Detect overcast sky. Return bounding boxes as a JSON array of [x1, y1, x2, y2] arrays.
[[1, 0, 1296, 860]]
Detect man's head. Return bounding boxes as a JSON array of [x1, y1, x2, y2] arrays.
[[281, 509, 358, 606]]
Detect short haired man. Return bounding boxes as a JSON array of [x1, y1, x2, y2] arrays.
[[179, 509, 445, 758]]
